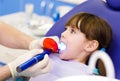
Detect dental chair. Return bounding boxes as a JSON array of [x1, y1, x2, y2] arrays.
[[45, 0, 120, 79]]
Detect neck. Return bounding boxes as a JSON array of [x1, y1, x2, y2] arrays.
[[75, 52, 90, 64]]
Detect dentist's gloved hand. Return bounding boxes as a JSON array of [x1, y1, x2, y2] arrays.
[[29, 36, 59, 50], [8, 49, 51, 79]]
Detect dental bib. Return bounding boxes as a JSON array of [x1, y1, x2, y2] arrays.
[[30, 54, 93, 81]]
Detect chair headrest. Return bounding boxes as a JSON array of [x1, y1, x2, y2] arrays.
[[106, 0, 120, 10], [46, 0, 120, 79]]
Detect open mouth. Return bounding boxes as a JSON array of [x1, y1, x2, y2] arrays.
[[58, 42, 67, 53]]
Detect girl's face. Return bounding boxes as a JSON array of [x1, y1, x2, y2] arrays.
[[59, 26, 90, 62]]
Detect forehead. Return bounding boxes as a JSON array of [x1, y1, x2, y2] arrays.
[[66, 18, 83, 30], [66, 20, 81, 29]]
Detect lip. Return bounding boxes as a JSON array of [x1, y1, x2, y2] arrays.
[[59, 49, 65, 54]]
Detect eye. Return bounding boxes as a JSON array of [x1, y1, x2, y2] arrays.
[[65, 27, 67, 30], [70, 28, 76, 34]]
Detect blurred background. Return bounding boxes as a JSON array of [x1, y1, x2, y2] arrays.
[[0, 0, 87, 20], [0, 0, 87, 37]]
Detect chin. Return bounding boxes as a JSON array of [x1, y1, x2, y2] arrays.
[[59, 54, 65, 59], [59, 54, 63, 58], [59, 54, 69, 61]]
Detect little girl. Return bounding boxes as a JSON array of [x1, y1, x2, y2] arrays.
[[30, 12, 112, 81]]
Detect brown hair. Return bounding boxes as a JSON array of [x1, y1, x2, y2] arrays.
[[65, 12, 112, 50], [65, 12, 112, 76]]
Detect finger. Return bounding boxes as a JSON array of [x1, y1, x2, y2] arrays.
[[29, 49, 44, 57], [32, 60, 51, 77], [41, 60, 51, 73], [20, 49, 44, 64], [47, 36, 59, 45]]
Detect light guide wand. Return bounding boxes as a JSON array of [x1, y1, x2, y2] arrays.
[[16, 49, 52, 72]]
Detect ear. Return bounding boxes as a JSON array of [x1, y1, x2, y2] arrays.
[[85, 40, 99, 52]]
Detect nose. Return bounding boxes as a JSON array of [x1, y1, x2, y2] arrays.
[[61, 32, 64, 38], [61, 30, 67, 38]]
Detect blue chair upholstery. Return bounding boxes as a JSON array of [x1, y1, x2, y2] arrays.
[[45, 0, 120, 79]]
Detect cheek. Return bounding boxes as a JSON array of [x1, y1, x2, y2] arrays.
[[59, 45, 78, 60], [59, 41, 86, 60]]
